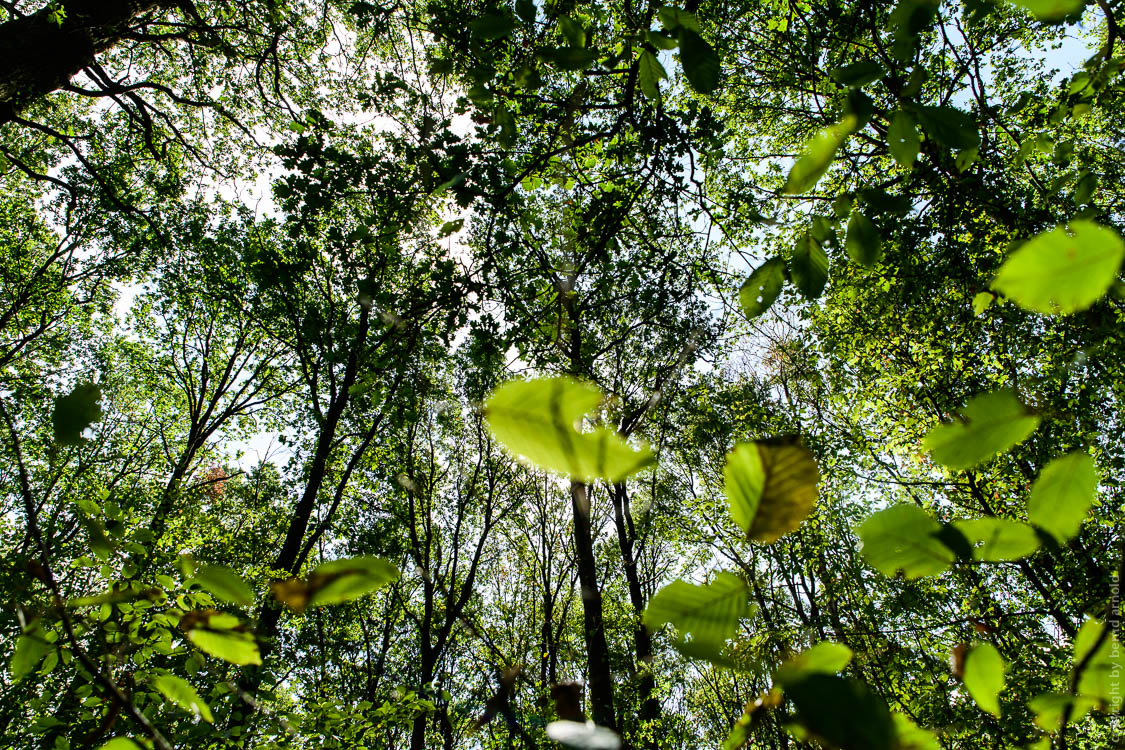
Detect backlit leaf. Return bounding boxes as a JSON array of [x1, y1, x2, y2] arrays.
[[1027, 452, 1098, 542], [922, 390, 1040, 470], [962, 642, 1005, 716], [677, 29, 719, 94], [484, 377, 654, 482], [644, 573, 751, 665], [785, 116, 857, 194], [954, 517, 1040, 561], [637, 50, 668, 101], [1006, 0, 1086, 21], [915, 105, 979, 150], [10, 625, 52, 681], [182, 612, 261, 665], [790, 235, 829, 299], [733, 441, 820, 543], [858, 504, 954, 578], [831, 60, 885, 88], [154, 673, 214, 723], [776, 642, 853, 685], [193, 564, 254, 607], [991, 221, 1124, 314], [738, 258, 785, 319], [1073, 618, 1125, 711], [887, 110, 920, 168], [546, 720, 622, 749], [845, 212, 882, 267]]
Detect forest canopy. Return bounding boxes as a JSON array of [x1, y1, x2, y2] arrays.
[[1, 0, 1124, 749]]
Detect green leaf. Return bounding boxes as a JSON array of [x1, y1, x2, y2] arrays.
[[991, 221, 1125, 314], [53, 382, 102, 445], [887, 111, 920, 168], [1005, 0, 1087, 21], [96, 741, 143, 750], [637, 50, 668, 100], [484, 377, 655, 482], [845, 212, 882, 267], [892, 714, 942, 750], [972, 291, 994, 315], [831, 60, 885, 88], [914, 105, 980, 150], [790, 235, 829, 299], [738, 258, 785, 319], [1073, 618, 1125, 711], [723, 443, 764, 533], [677, 29, 720, 94], [1027, 452, 1098, 543], [922, 390, 1040, 471], [470, 13, 515, 40], [515, 0, 536, 23], [557, 16, 587, 47], [153, 673, 214, 723], [776, 642, 854, 686], [962, 642, 1005, 716], [184, 613, 261, 665], [193, 564, 255, 607], [646, 30, 679, 50], [726, 441, 820, 543], [541, 47, 599, 71], [785, 116, 857, 195], [858, 504, 954, 578], [644, 573, 751, 665], [658, 6, 700, 32], [10, 626, 53, 681], [1028, 692, 1097, 731], [785, 674, 896, 750], [953, 517, 1041, 562], [307, 556, 399, 607]]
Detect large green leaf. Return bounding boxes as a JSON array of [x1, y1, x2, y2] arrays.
[[892, 714, 942, 750], [858, 504, 953, 578], [193, 564, 254, 607], [153, 673, 214, 723], [97, 741, 142, 750], [470, 13, 515, 40], [726, 441, 820, 543], [1028, 692, 1097, 731], [887, 110, 920, 168], [545, 720, 622, 749], [785, 674, 896, 750], [785, 116, 857, 195], [183, 612, 261, 665], [484, 377, 654, 481], [922, 390, 1040, 470], [637, 50, 668, 101], [914, 105, 979, 150], [831, 60, 885, 88], [1006, 0, 1086, 21], [53, 382, 102, 445], [738, 258, 786, 319], [962, 642, 1006, 716], [677, 29, 720, 94], [10, 625, 53, 681], [845, 212, 882, 267], [790, 235, 829, 299], [991, 221, 1125, 314], [953, 517, 1040, 562], [644, 573, 751, 665], [308, 556, 399, 607], [1027, 452, 1098, 542], [776, 642, 854, 686], [1073, 618, 1125, 711]]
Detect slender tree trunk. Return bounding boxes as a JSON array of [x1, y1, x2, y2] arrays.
[[570, 480, 617, 730], [610, 482, 660, 728], [0, 0, 171, 124]]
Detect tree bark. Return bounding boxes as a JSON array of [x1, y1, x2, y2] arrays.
[[610, 482, 660, 729], [0, 0, 171, 124], [571, 480, 617, 730]]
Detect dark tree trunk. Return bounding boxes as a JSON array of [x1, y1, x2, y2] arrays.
[[610, 482, 661, 729], [0, 0, 170, 124], [570, 480, 617, 730]]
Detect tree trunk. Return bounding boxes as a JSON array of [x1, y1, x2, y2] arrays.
[[0, 0, 170, 124], [570, 480, 617, 730], [610, 482, 660, 728]]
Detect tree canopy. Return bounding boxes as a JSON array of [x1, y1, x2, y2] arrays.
[[2, 0, 1124, 748]]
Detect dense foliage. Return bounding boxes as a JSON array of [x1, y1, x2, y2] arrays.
[[1, 0, 1123, 748]]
